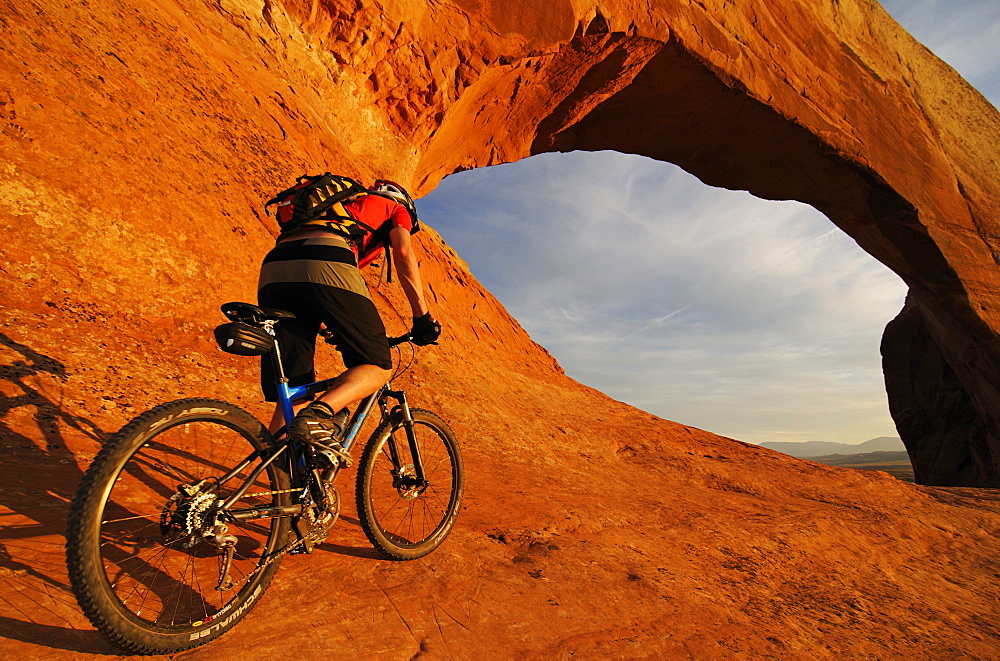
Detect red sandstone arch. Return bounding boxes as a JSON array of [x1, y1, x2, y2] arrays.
[[1, 0, 997, 486], [404, 9, 1000, 486], [6, 3, 1000, 654]]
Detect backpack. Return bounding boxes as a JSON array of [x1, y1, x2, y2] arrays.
[[265, 173, 372, 243], [264, 173, 405, 283]]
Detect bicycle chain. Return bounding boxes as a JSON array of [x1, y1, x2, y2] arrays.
[[224, 536, 305, 591], [243, 487, 301, 499]]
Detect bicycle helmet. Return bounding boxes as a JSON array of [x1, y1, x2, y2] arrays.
[[371, 179, 420, 232]]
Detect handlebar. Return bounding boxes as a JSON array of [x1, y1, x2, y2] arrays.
[[320, 328, 411, 348], [319, 329, 417, 348], [387, 334, 411, 348]]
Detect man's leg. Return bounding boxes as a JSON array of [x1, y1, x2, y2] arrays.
[[289, 281, 393, 446], [315, 363, 392, 412], [259, 282, 320, 434], [287, 363, 392, 447], [267, 364, 390, 434], [268, 400, 308, 434]]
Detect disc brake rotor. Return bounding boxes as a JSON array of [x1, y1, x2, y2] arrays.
[[393, 465, 424, 500]]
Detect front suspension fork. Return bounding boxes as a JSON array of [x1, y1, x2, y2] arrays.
[[383, 389, 426, 484]]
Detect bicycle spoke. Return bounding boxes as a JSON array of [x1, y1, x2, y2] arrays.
[[165, 558, 192, 625], [101, 512, 161, 525], [376, 495, 408, 524], [332, 405, 454, 562], [424, 487, 451, 511], [67, 398, 293, 653], [367, 422, 447, 543], [128, 545, 172, 617]]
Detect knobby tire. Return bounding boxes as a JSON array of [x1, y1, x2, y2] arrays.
[[65, 398, 291, 654], [356, 408, 463, 560]]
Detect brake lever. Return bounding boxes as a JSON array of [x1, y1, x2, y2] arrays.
[[388, 334, 412, 348]]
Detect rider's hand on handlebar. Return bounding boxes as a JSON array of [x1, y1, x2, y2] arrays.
[[409, 312, 441, 346]]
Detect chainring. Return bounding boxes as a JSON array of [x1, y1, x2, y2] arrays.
[[305, 481, 340, 542]]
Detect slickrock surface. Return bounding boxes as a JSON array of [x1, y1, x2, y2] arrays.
[[1, 0, 999, 658]]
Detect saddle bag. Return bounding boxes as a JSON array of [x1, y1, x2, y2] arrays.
[[213, 322, 274, 356]]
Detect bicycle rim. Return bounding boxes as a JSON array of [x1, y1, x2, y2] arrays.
[[358, 409, 463, 558], [89, 405, 287, 632]]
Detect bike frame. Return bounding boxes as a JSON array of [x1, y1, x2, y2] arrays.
[[221, 324, 427, 523]]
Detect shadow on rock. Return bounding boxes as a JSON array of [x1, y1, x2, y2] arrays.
[[0, 613, 118, 655], [0, 332, 111, 653]]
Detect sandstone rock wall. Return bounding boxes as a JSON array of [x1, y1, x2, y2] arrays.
[[404, 0, 1000, 485], [4, 1, 1000, 657], [4, 2, 999, 487]]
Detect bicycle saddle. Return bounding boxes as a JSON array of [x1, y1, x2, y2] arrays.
[[221, 302, 296, 324]]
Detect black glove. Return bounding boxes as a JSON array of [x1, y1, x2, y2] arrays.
[[409, 312, 441, 346]]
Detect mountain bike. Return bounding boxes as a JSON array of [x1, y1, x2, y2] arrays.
[[65, 302, 463, 654]]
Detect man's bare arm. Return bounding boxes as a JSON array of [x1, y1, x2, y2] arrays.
[[389, 226, 428, 318]]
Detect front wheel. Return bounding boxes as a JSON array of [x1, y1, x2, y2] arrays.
[[65, 398, 291, 654], [356, 409, 463, 560]]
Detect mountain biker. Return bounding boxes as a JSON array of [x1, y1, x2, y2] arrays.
[[256, 180, 441, 449]]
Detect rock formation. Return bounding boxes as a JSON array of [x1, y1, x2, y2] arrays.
[[7, 0, 998, 485], [2, 0, 1000, 657], [402, 1, 1000, 486]]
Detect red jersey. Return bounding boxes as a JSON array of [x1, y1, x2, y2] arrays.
[[343, 194, 413, 269]]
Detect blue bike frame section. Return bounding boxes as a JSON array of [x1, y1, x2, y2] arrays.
[[276, 378, 381, 452], [268, 327, 410, 454]]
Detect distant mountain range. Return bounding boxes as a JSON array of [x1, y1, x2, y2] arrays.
[[759, 436, 904, 458]]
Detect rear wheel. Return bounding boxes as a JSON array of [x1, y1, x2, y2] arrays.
[[356, 409, 463, 560], [66, 398, 291, 654]]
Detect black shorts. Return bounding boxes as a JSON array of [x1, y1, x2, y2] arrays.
[[258, 281, 392, 402]]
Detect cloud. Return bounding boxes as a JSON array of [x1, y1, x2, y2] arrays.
[[421, 152, 908, 444], [418, 1, 993, 445]]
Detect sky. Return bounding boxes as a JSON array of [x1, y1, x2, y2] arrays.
[[418, 0, 1000, 446]]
